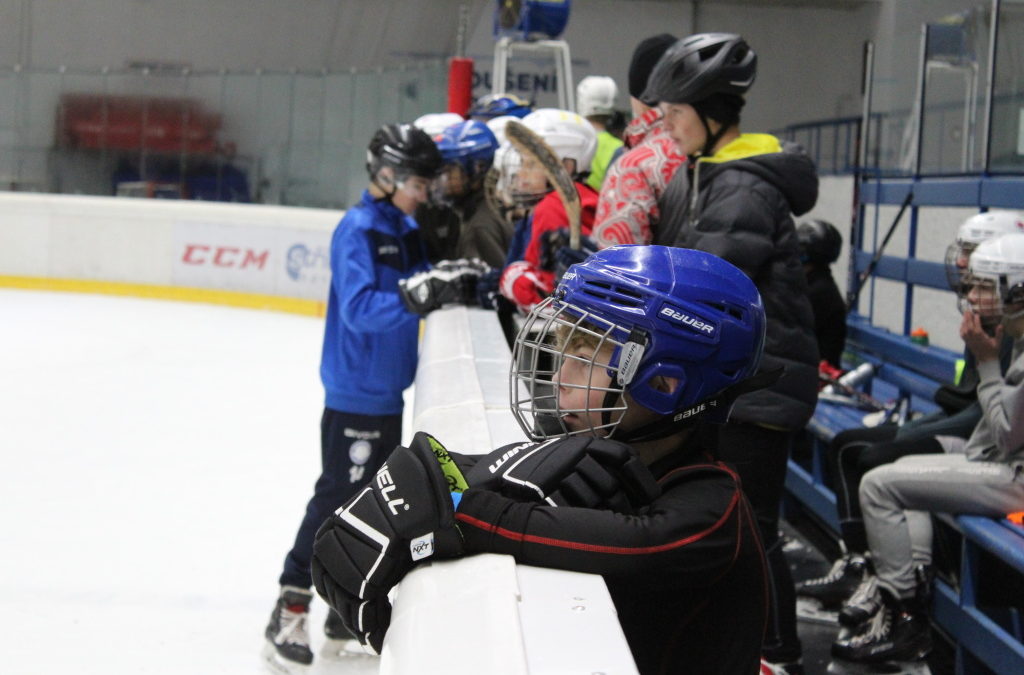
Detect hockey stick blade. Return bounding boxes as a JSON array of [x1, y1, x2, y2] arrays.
[[505, 120, 582, 250]]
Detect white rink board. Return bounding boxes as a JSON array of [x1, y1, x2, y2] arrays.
[[0, 193, 638, 674]]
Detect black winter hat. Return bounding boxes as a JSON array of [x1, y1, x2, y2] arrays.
[[628, 33, 677, 98]]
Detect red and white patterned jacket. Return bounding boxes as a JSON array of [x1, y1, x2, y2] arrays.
[[592, 108, 685, 248]]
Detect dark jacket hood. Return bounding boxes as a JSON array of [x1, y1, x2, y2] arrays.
[[700, 135, 818, 217]]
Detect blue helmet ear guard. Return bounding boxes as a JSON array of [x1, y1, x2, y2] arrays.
[[510, 245, 772, 442], [435, 120, 500, 182]]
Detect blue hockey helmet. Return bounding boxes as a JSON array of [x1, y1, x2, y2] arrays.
[[511, 245, 767, 441], [435, 120, 500, 181], [468, 93, 533, 120]]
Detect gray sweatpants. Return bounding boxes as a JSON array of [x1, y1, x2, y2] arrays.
[[860, 453, 1024, 598]]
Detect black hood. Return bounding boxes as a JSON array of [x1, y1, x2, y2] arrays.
[[706, 140, 818, 216]]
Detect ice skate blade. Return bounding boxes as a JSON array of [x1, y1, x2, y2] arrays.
[[827, 657, 932, 674], [261, 641, 311, 674], [319, 638, 379, 661], [796, 596, 840, 625]]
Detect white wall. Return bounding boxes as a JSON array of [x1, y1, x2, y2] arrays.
[[0, 192, 338, 301]]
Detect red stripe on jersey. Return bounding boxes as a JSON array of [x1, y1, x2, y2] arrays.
[[455, 489, 740, 556]]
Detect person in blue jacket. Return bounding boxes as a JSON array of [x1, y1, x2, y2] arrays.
[[263, 123, 442, 670]]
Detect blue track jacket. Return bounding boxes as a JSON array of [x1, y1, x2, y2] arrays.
[[320, 190, 429, 415]]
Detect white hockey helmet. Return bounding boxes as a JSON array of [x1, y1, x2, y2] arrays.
[[486, 115, 519, 146], [493, 141, 531, 207], [576, 75, 619, 117], [412, 112, 464, 138], [946, 210, 1024, 291], [520, 108, 598, 177], [959, 232, 1024, 329]]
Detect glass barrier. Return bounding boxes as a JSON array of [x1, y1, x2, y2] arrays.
[[0, 62, 446, 208], [988, 0, 1024, 172]]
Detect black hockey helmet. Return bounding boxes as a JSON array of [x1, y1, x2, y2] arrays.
[[366, 123, 443, 182], [640, 33, 757, 107], [797, 219, 843, 265]]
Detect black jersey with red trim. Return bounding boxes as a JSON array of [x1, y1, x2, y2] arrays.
[[452, 438, 767, 675]]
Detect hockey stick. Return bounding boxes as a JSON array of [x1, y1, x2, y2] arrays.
[[505, 120, 582, 250], [846, 189, 913, 312]]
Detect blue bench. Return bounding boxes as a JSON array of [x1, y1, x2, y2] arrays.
[[787, 314, 1024, 675]]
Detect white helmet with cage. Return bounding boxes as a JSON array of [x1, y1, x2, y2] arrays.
[[493, 141, 528, 207], [576, 76, 619, 118], [945, 210, 1024, 291], [520, 108, 598, 177], [958, 232, 1024, 330]]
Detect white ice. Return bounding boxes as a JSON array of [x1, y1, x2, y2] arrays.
[[0, 289, 389, 674]]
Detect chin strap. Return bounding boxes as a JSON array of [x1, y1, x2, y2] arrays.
[[613, 367, 785, 444], [696, 112, 728, 160]]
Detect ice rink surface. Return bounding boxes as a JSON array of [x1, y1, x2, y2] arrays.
[[0, 289, 385, 674]]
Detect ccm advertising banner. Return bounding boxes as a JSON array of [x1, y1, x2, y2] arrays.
[[172, 221, 332, 300]]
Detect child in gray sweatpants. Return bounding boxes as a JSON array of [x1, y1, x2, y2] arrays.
[[834, 231, 1024, 665]]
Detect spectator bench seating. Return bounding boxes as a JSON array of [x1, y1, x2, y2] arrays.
[[785, 314, 1024, 675]]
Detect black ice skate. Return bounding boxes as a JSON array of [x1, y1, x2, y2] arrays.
[[796, 553, 868, 608], [839, 573, 883, 627], [263, 586, 314, 671], [831, 590, 932, 664]]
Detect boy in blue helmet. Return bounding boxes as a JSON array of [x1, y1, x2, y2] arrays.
[[433, 120, 512, 268], [309, 245, 773, 674]]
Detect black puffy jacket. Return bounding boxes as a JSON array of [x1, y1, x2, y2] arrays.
[[656, 134, 820, 430]]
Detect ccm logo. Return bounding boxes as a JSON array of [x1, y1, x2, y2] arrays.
[[659, 306, 715, 334], [376, 466, 408, 515], [182, 245, 269, 270]]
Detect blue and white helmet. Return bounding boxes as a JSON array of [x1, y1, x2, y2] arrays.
[[435, 120, 500, 182], [468, 93, 533, 120], [511, 245, 767, 441]]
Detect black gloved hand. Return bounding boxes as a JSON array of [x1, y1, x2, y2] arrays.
[[399, 259, 492, 316], [464, 436, 660, 514], [311, 432, 468, 653], [475, 268, 502, 310], [539, 227, 599, 278]]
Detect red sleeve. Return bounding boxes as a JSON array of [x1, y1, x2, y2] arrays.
[[522, 183, 599, 267]]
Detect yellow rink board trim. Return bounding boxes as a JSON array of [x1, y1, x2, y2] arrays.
[[0, 276, 326, 318]]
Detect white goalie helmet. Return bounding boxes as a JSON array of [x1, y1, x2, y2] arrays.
[[576, 75, 619, 118], [958, 232, 1024, 330], [946, 210, 1024, 291], [520, 108, 598, 177]]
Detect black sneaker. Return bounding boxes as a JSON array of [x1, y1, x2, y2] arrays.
[[263, 586, 314, 668], [831, 602, 932, 663], [324, 607, 352, 640], [796, 554, 867, 608], [839, 573, 884, 626]]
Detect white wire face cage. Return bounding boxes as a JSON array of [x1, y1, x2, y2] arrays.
[[510, 296, 632, 441], [957, 272, 1024, 331], [499, 146, 548, 209], [944, 241, 977, 292]]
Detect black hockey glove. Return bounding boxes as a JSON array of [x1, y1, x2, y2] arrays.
[[539, 227, 598, 278], [311, 432, 468, 653], [475, 267, 502, 310], [399, 259, 492, 316], [464, 436, 660, 514]]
